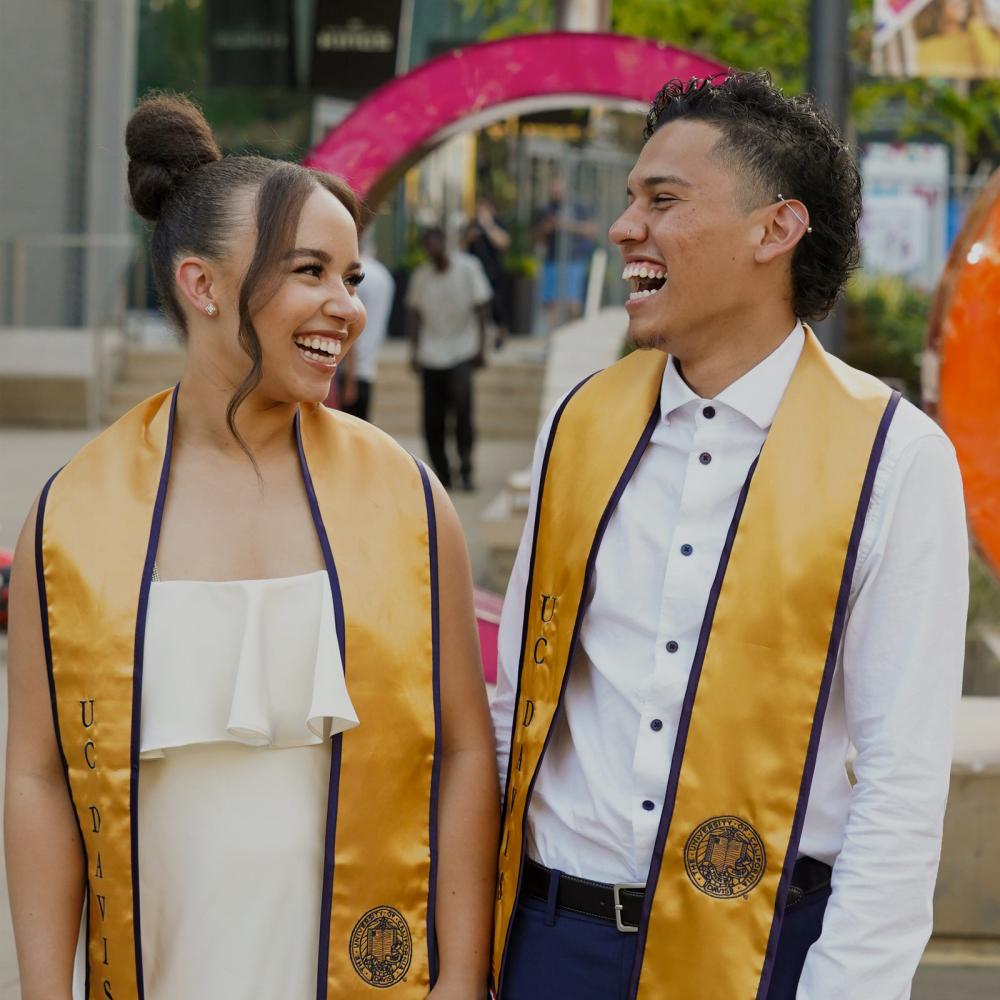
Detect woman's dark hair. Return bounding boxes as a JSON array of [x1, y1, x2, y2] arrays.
[[125, 92, 360, 451], [644, 71, 861, 321]]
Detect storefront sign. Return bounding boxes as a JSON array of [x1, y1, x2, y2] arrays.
[[311, 2, 402, 99], [207, 0, 294, 88]]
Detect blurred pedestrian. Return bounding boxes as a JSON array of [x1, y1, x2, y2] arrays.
[[535, 176, 597, 330], [406, 226, 492, 491], [463, 196, 512, 347], [340, 236, 395, 422]]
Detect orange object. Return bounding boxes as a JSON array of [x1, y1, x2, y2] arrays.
[[930, 170, 1000, 579]]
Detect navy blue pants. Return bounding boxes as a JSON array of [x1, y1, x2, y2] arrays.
[[501, 883, 831, 999]]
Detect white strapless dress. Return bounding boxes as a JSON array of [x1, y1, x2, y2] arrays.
[[73, 570, 358, 1000]]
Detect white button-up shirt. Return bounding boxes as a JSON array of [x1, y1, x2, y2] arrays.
[[492, 323, 970, 999]]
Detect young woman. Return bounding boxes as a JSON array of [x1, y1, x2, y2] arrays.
[[5, 94, 498, 1000]]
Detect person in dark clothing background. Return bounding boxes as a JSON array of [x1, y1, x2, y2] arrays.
[[406, 226, 493, 491], [463, 196, 512, 346]]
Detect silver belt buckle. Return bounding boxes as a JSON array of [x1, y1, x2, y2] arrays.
[[612, 882, 644, 933]]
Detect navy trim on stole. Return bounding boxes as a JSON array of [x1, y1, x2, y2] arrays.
[[36, 467, 92, 999], [495, 372, 595, 994], [36, 472, 65, 772], [754, 389, 901, 998], [498, 374, 597, 821], [416, 458, 443, 985], [127, 386, 180, 998], [627, 454, 760, 998], [625, 391, 902, 1000], [495, 385, 661, 997], [295, 411, 349, 1000]]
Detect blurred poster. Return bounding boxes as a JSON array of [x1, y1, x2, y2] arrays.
[[861, 143, 950, 289], [873, 0, 1000, 77], [207, 0, 294, 88], [311, 2, 403, 100]]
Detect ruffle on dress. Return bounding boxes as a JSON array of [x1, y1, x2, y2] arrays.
[[139, 570, 358, 759]]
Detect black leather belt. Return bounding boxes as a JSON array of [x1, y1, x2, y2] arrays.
[[522, 856, 832, 933]]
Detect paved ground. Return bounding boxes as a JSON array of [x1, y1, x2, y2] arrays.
[[1, 426, 998, 996], [915, 956, 1000, 999]]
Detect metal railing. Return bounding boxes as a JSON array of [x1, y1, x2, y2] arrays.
[[3, 233, 139, 425], [6, 232, 136, 328]]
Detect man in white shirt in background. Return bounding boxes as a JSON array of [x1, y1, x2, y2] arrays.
[[406, 225, 492, 491], [340, 236, 395, 422], [490, 72, 968, 1000]]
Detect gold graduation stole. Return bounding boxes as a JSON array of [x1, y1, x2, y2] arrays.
[[492, 330, 899, 999], [38, 388, 442, 999]]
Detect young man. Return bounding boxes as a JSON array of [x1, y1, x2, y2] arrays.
[[406, 226, 492, 490], [491, 73, 968, 1000]]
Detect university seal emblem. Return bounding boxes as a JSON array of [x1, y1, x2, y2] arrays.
[[684, 815, 766, 899], [349, 905, 413, 988]]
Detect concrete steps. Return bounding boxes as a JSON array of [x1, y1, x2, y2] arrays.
[[102, 339, 547, 442], [102, 345, 184, 422], [371, 357, 545, 441], [118, 348, 185, 385]]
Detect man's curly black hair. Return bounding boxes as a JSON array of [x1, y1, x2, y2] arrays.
[[644, 71, 861, 321]]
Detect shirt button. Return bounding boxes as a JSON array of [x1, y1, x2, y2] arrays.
[[665, 640, 679, 653], [650, 718, 664, 732], [699, 452, 712, 465], [680, 543, 694, 556], [703, 406, 716, 419], [642, 800, 656, 811]]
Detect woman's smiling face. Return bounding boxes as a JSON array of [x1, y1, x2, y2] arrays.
[[207, 183, 367, 406]]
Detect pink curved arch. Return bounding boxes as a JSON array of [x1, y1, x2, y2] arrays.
[[304, 32, 728, 200]]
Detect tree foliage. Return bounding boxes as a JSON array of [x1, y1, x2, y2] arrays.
[[136, 0, 310, 158], [463, 0, 1000, 162], [464, 0, 810, 88], [612, 0, 809, 90]]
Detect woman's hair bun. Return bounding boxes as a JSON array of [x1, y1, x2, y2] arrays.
[[126, 93, 222, 222]]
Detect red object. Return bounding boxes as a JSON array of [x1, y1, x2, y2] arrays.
[[475, 587, 504, 685], [0, 548, 13, 632], [305, 32, 728, 202]]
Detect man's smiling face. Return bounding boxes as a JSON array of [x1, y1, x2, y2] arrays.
[[610, 119, 773, 355]]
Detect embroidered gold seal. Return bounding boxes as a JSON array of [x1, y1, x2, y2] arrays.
[[684, 816, 766, 899], [350, 905, 413, 988]]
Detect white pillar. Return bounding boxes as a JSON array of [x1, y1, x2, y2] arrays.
[[554, 0, 611, 32], [83, 0, 138, 329]]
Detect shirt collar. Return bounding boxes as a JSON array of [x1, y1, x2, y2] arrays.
[[660, 321, 805, 431]]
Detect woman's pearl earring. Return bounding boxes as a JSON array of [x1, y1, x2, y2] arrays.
[[205, 303, 218, 316]]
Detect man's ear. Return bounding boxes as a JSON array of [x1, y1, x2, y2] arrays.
[[754, 198, 810, 265]]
